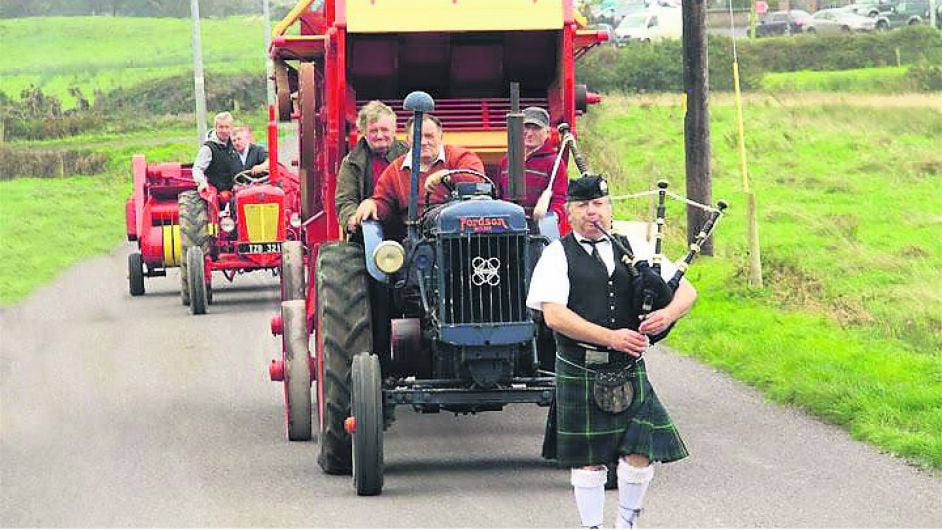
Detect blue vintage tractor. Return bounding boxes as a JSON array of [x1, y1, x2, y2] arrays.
[[313, 92, 561, 496]]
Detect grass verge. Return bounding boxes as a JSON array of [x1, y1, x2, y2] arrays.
[[761, 66, 911, 93], [584, 92, 942, 469]]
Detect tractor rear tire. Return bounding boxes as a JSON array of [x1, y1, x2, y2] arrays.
[[315, 243, 373, 475], [178, 190, 210, 307], [282, 241, 305, 301], [187, 246, 207, 315], [351, 352, 384, 496], [128, 252, 145, 296], [283, 300, 312, 441]]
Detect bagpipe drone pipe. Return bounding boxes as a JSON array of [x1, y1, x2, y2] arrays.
[[559, 123, 728, 344]]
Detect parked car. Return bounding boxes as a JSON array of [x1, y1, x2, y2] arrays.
[[883, 0, 930, 28], [756, 10, 813, 36], [843, 0, 896, 17], [613, 6, 683, 44], [807, 8, 878, 33]]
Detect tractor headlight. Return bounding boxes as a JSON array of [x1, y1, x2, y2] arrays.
[[373, 241, 405, 275], [220, 216, 236, 233], [290, 212, 302, 228]]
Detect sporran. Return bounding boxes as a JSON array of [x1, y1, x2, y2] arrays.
[[592, 366, 634, 414]]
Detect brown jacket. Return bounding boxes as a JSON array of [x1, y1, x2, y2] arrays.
[[335, 137, 409, 227]]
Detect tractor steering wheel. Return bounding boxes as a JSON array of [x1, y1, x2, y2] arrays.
[[436, 169, 497, 197], [233, 169, 270, 187]]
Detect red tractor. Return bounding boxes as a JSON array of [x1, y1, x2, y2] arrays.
[[176, 167, 302, 315], [263, 0, 606, 490], [125, 154, 302, 311], [125, 155, 196, 297]]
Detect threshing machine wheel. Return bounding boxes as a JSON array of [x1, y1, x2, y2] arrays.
[[315, 243, 373, 475], [178, 191, 210, 307], [281, 241, 305, 302], [282, 300, 312, 441], [128, 252, 145, 296], [351, 352, 384, 496], [298, 62, 317, 219], [186, 246, 208, 315], [273, 59, 295, 122]]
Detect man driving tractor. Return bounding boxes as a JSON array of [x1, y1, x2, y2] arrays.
[[350, 113, 485, 241], [192, 111, 242, 193]]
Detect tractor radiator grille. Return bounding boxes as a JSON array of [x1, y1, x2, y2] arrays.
[[243, 203, 280, 242], [440, 234, 528, 325]]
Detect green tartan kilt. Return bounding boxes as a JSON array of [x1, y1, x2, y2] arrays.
[[542, 353, 689, 468]]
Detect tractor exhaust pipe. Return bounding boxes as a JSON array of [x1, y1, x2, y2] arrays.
[[403, 91, 435, 240], [506, 82, 525, 202]]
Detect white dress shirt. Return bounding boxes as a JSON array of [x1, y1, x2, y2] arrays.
[[526, 230, 678, 311]]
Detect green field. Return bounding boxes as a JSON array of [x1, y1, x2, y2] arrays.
[[0, 16, 266, 108], [761, 66, 912, 93], [581, 92, 942, 469]]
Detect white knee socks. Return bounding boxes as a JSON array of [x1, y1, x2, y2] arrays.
[[571, 467, 607, 528], [615, 460, 654, 529]]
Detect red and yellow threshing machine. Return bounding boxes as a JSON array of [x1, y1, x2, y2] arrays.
[[125, 156, 195, 297], [264, 0, 606, 458]]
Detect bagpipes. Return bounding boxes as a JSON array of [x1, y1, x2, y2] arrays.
[[561, 123, 728, 344]]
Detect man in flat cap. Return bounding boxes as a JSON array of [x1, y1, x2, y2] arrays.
[[526, 175, 697, 529], [496, 106, 569, 222]]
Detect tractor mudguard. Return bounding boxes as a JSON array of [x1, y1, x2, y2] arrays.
[[361, 220, 388, 283]]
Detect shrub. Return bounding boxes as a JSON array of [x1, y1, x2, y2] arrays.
[[906, 64, 942, 91], [0, 147, 109, 180]]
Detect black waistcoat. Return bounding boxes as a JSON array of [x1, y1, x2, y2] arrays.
[[204, 140, 242, 192], [555, 233, 637, 350]]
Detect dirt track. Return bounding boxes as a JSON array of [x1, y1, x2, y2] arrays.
[[1, 245, 939, 527]]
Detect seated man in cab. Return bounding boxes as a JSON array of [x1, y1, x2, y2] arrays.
[[497, 106, 568, 222], [337, 101, 409, 235], [192, 111, 241, 193], [232, 126, 269, 177], [350, 113, 485, 240]]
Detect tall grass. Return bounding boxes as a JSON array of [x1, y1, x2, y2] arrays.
[[582, 93, 942, 468], [761, 66, 913, 93], [0, 16, 267, 107]]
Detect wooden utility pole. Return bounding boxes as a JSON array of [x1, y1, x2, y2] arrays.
[[682, 0, 714, 255]]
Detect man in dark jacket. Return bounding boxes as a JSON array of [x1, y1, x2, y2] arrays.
[[336, 101, 408, 233], [232, 126, 269, 176], [193, 111, 242, 193], [497, 106, 568, 221]]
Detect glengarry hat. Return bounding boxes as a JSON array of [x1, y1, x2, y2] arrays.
[[567, 174, 609, 202]]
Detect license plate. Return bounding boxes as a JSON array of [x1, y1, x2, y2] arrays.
[[238, 242, 281, 254]]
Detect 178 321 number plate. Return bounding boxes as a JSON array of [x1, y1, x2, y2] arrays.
[[238, 242, 281, 254]]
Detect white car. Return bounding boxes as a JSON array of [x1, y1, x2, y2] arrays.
[[613, 6, 683, 45], [808, 8, 878, 33]]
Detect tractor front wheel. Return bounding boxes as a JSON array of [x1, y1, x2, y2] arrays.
[[315, 243, 373, 475], [282, 241, 305, 301], [351, 352, 384, 496], [187, 246, 207, 315], [128, 252, 145, 296], [283, 300, 312, 441]]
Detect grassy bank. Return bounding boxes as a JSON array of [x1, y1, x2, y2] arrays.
[[0, 16, 266, 107], [761, 66, 911, 93], [0, 136, 194, 304], [582, 93, 942, 469]]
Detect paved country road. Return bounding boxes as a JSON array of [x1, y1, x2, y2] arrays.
[[1, 246, 939, 527]]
